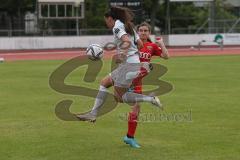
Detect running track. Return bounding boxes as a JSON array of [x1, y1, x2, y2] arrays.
[[0, 47, 240, 62]]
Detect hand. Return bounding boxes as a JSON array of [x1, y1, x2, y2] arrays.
[[156, 37, 169, 59], [155, 37, 164, 47]]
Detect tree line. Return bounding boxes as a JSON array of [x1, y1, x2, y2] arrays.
[[0, 0, 238, 35]]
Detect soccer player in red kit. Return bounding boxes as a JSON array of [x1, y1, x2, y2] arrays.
[[123, 22, 169, 148]]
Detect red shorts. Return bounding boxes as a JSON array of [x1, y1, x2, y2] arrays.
[[131, 67, 148, 94]]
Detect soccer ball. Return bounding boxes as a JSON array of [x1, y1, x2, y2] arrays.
[[86, 44, 104, 60]]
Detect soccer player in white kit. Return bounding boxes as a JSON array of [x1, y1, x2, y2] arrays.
[[77, 6, 161, 122]]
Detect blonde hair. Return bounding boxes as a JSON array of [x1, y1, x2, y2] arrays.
[[137, 22, 152, 42], [137, 22, 151, 33]]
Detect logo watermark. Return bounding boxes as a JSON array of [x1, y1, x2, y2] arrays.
[[49, 42, 173, 121], [119, 110, 192, 123]]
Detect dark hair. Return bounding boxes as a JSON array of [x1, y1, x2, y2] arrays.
[[104, 6, 135, 35], [137, 22, 152, 42]]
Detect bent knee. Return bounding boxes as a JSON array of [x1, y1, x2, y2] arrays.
[[100, 77, 113, 88]]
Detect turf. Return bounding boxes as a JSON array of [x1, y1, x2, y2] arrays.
[[0, 55, 240, 160]]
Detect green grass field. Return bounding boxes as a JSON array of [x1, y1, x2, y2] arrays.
[[0, 55, 240, 160]]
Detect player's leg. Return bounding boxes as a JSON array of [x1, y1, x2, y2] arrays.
[[112, 86, 142, 148], [77, 75, 113, 121], [119, 88, 162, 108], [124, 80, 141, 148], [113, 64, 162, 108], [90, 75, 113, 115], [126, 78, 142, 136], [127, 103, 141, 138], [113, 82, 161, 107], [124, 103, 141, 148]]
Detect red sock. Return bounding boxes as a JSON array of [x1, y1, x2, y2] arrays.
[[127, 112, 138, 138]]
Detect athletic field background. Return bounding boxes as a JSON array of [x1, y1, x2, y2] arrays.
[[0, 52, 240, 160]]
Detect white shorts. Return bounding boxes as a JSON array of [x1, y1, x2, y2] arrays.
[[110, 62, 150, 88]]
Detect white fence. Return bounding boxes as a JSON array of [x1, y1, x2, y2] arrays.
[[168, 34, 240, 46], [0, 36, 114, 50], [0, 34, 240, 50]]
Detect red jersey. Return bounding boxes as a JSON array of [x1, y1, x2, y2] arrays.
[[131, 42, 163, 94], [139, 41, 162, 62]]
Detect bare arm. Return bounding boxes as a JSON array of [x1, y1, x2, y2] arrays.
[[137, 39, 144, 50], [120, 34, 131, 56], [156, 38, 169, 60], [114, 34, 131, 63], [117, 34, 143, 63]]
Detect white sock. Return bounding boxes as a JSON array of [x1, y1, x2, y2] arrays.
[[122, 92, 153, 103], [90, 85, 108, 116]]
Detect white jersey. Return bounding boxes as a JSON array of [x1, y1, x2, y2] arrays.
[[113, 20, 140, 63]]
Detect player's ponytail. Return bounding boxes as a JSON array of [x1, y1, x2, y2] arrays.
[[105, 6, 135, 35]]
